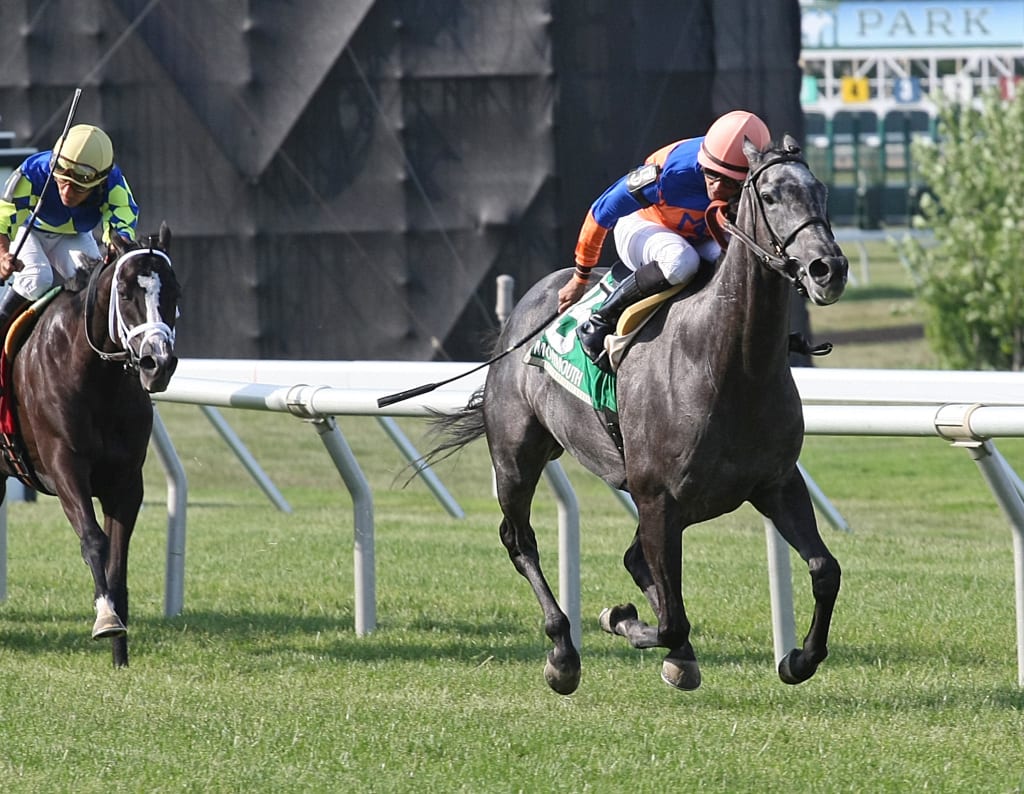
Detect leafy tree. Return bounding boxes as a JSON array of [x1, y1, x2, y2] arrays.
[[901, 88, 1024, 370]]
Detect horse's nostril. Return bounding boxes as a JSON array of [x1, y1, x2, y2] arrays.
[[140, 356, 156, 371], [808, 256, 848, 285], [809, 259, 831, 283]]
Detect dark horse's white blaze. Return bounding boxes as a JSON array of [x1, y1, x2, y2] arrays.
[[429, 137, 849, 694], [106, 247, 177, 394], [0, 223, 180, 667]]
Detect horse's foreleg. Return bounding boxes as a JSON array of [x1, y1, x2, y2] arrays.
[[753, 471, 841, 685], [56, 483, 128, 647], [639, 497, 700, 690], [601, 497, 699, 689], [103, 492, 140, 668], [79, 520, 127, 642]]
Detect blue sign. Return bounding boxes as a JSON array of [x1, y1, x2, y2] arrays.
[[802, 1, 1024, 49], [893, 77, 922, 103]]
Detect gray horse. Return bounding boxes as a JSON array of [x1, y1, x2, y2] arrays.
[[429, 136, 849, 694]]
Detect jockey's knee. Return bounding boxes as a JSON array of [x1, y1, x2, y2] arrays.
[[11, 265, 55, 300], [654, 245, 700, 286]]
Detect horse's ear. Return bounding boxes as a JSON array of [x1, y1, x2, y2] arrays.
[[158, 221, 171, 252], [782, 134, 802, 155], [742, 135, 762, 166], [108, 226, 129, 257]]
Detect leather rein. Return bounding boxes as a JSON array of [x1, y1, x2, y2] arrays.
[[83, 246, 176, 368]]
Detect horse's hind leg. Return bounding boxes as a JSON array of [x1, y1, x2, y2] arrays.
[[598, 531, 663, 647], [752, 469, 841, 685], [491, 428, 580, 695]]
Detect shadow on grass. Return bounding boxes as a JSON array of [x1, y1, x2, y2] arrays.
[[843, 284, 915, 302], [6, 606, 1024, 709], [2, 606, 772, 669]]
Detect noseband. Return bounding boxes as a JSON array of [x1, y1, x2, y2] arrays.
[[84, 247, 176, 368], [723, 151, 833, 294]]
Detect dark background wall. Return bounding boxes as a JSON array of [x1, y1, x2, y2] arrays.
[[0, 0, 806, 361]]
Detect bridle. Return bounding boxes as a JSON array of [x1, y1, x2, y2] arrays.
[[84, 246, 176, 368], [722, 150, 834, 295]]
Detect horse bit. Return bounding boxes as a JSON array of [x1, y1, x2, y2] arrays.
[[84, 247, 176, 369]]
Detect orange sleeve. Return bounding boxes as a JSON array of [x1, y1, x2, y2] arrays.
[[573, 210, 610, 268]]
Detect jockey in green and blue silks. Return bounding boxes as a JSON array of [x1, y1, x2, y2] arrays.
[[0, 123, 138, 338]]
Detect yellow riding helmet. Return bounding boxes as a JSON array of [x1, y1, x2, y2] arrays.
[[51, 124, 114, 188], [697, 110, 771, 182]]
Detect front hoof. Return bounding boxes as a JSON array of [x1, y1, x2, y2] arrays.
[[778, 648, 819, 685], [661, 654, 701, 691], [598, 603, 639, 635], [92, 615, 127, 639], [544, 651, 581, 695]]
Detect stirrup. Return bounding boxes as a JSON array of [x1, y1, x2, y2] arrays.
[[789, 332, 833, 357]]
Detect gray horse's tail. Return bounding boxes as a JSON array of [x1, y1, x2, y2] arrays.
[[421, 386, 487, 467]]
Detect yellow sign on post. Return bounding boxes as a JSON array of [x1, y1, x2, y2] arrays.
[[840, 76, 870, 103]]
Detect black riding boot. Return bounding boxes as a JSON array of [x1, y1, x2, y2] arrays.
[[577, 261, 671, 371], [0, 288, 30, 346]]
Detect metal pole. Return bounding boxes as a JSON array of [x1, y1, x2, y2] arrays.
[[964, 440, 1024, 686], [496, 275, 515, 326], [150, 407, 188, 616], [799, 461, 852, 533], [375, 416, 464, 518], [764, 518, 797, 664], [544, 461, 581, 650], [199, 405, 292, 513], [310, 416, 376, 636]]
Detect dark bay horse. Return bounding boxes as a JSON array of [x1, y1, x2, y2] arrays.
[[0, 223, 179, 667], [430, 137, 848, 694]]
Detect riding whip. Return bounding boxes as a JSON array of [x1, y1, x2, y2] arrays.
[[376, 307, 560, 408], [9, 87, 83, 263]]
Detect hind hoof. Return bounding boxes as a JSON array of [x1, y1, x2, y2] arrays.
[[661, 655, 701, 691], [598, 603, 639, 635]]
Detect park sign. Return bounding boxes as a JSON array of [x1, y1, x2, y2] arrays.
[[802, 0, 1024, 49]]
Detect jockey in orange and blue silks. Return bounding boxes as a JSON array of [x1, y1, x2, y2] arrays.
[[0, 124, 138, 341], [560, 110, 771, 372]]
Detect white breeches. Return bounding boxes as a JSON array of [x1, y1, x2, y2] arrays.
[[9, 228, 100, 299], [613, 212, 721, 286]]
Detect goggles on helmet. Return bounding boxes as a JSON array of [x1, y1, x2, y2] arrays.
[[52, 155, 106, 188], [703, 168, 742, 190]]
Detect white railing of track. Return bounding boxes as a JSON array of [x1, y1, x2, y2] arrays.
[[4, 362, 1024, 684]]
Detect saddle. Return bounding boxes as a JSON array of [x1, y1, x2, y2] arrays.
[[0, 289, 62, 493], [605, 281, 686, 372]]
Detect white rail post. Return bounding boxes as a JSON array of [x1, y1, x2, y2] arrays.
[[200, 405, 292, 513], [310, 415, 376, 636], [764, 519, 797, 664], [150, 407, 188, 616], [544, 461, 581, 650], [963, 441, 1024, 687]]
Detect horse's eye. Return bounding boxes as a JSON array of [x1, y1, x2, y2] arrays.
[[760, 192, 776, 205]]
